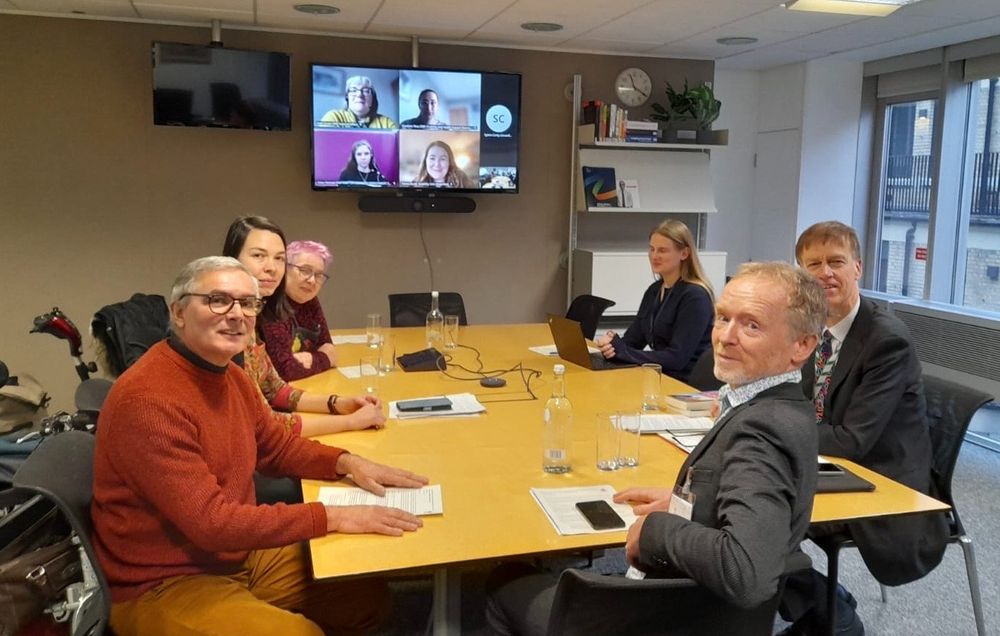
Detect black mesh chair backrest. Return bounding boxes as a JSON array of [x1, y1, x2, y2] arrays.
[[388, 293, 468, 328], [923, 375, 993, 521], [686, 346, 723, 392], [92, 293, 170, 377], [565, 295, 616, 340]]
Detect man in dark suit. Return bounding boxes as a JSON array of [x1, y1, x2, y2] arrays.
[[486, 262, 826, 635], [782, 221, 947, 635]]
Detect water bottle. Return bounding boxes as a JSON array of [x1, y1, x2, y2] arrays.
[[543, 364, 572, 474], [425, 290, 444, 349]]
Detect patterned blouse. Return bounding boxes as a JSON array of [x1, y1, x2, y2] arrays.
[[242, 336, 304, 435]]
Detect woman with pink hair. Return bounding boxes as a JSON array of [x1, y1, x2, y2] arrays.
[[261, 239, 338, 380]]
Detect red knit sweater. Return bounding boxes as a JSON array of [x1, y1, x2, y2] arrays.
[[91, 341, 346, 602]]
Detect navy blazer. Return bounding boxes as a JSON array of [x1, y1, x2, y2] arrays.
[[610, 279, 713, 381], [802, 297, 947, 584], [637, 383, 817, 609]]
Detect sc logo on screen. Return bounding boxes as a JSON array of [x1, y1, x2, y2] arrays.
[[486, 105, 513, 133]]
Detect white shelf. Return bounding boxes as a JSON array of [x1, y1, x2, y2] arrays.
[[578, 124, 728, 150]]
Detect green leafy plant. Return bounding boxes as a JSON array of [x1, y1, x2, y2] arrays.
[[686, 83, 721, 130], [649, 81, 693, 128]]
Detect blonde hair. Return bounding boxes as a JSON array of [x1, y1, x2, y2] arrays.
[[651, 219, 714, 300]]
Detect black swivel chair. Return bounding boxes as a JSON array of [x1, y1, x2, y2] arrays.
[[814, 374, 992, 636], [387, 292, 468, 328], [91, 293, 170, 377], [12, 431, 110, 636], [565, 295, 616, 340], [686, 347, 723, 391], [545, 552, 811, 636]]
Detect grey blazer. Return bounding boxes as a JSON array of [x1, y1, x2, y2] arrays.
[[637, 383, 817, 609], [802, 297, 947, 585]]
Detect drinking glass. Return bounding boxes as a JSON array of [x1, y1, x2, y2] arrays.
[[641, 363, 662, 412], [596, 412, 620, 471], [444, 315, 460, 349], [617, 412, 641, 468], [378, 334, 395, 375], [360, 353, 380, 399], [366, 313, 382, 349]]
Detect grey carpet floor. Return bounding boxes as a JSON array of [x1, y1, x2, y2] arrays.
[[376, 440, 1000, 635]]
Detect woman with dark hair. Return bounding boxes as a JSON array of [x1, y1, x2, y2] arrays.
[[417, 140, 473, 188], [320, 76, 397, 129], [338, 140, 387, 185], [222, 216, 384, 435], [594, 219, 715, 382]]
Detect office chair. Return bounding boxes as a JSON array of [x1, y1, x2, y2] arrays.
[[565, 294, 616, 340], [387, 292, 468, 328], [91, 293, 170, 377], [686, 347, 723, 391], [13, 431, 110, 636], [545, 552, 811, 636], [814, 374, 992, 636]]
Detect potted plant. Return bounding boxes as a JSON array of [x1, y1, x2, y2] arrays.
[[686, 82, 721, 143], [649, 81, 692, 143]]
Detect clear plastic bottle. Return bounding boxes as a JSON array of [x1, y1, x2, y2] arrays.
[[542, 364, 572, 474], [425, 290, 444, 349]]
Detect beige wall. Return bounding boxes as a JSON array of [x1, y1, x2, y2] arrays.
[[0, 14, 712, 409]]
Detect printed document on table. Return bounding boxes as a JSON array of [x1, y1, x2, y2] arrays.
[[338, 363, 378, 379], [634, 413, 715, 434], [318, 485, 443, 516], [388, 392, 486, 420], [528, 344, 600, 357], [657, 432, 706, 453], [530, 485, 637, 536], [330, 334, 370, 345]]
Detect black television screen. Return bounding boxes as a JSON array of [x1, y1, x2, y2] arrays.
[[310, 65, 521, 193], [152, 42, 291, 130]]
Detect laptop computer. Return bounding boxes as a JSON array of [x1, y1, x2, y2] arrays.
[[546, 314, 637, 371]]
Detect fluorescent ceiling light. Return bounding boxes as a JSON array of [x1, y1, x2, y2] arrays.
[[784, 0, 920, 17]]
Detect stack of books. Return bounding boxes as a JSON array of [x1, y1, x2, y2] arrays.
[[663, 391, 719, 414], [625, 120, 659, 143], [580, 101, 631, 141]]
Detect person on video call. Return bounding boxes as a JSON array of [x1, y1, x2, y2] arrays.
[[416, 140, 473, 188], [338, 140, 387, 185], [401, 89, 446, 127], [321, 76, 397, 129], [595, 219, 715, 382]]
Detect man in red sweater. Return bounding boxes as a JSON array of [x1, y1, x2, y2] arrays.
[[92, 256, 428, 636]]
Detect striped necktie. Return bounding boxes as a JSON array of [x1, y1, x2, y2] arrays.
[[813, 330, 834, 423]]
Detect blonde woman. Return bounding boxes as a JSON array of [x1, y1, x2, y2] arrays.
[[595, 219, 715, 381]]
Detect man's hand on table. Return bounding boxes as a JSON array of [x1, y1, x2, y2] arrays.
[[335, 454, 429, 496], [324, 505, 422, 536], [613, 487, 672, 515]]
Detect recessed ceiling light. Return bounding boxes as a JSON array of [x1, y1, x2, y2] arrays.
[[716, 37, 758, 46], [783, 0, 920, 17], [71, 10, 86, 14], [521, 22, 563, 32], [293, 4, 340, 15]]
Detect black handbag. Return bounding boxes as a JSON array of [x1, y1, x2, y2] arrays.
[[0, 489, 83, 635]]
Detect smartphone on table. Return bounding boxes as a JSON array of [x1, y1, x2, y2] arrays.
[[396, 397, 453, 412], [575, 500, 626, 530]]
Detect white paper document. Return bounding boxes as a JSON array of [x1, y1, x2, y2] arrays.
[[388, 392, 486, 420], [528, 344, 600, 357], [635, 413, 715, 434], [657, 432, 706, 453], [337, 363, 379, 379], [330, 334, 370, 345], [318, 484, 443, 516], [530, 485, 638, 536]]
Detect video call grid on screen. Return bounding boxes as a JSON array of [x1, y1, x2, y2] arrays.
[[310, 65, 521, 193]]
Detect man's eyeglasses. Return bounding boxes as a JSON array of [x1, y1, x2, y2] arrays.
[[181, 293, 264, 316], [347, 87, 374, 96], [288, 263, 330, 284]]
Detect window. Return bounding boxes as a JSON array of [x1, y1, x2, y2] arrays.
[[872, 98, 938, 299], [962, 77, 1000, 312]]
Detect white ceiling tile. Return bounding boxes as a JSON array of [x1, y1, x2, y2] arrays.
[[720, 6, 865, 35], [895, 0, 1000, 21], [256, 0, 377, 27], [136, 0, 249, 10], [717, 45, 827, 70], [369, 0, 510, 34], [463, 30, 573, 47], [8, 0, 137, 17], [0, 0, 15, 7], [252, 12, 369, 32], [557, 37, 667, 55], [473, 0, 652, 41], [584, 0, 774, 43], [367, 23, 482, 40], [791, 14, 965, 54], [133, 3, 252, 24]]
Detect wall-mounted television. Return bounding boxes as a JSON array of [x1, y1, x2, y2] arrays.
[[152, 42, 291, 131], [310, 65, 521, 193]]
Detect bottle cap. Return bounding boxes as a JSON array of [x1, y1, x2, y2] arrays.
[[431, 290, 439, 298], [553, 364, 565, 374]]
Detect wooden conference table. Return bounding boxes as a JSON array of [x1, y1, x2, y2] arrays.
[[294, 324, 947, 634]]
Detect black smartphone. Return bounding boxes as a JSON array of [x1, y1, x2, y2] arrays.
[[575, 500, 626, 530], [397, 397, 453, 412], [818, 462, 845, 475]]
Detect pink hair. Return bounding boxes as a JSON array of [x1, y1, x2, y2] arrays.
[[286, 240, 332, 270]]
